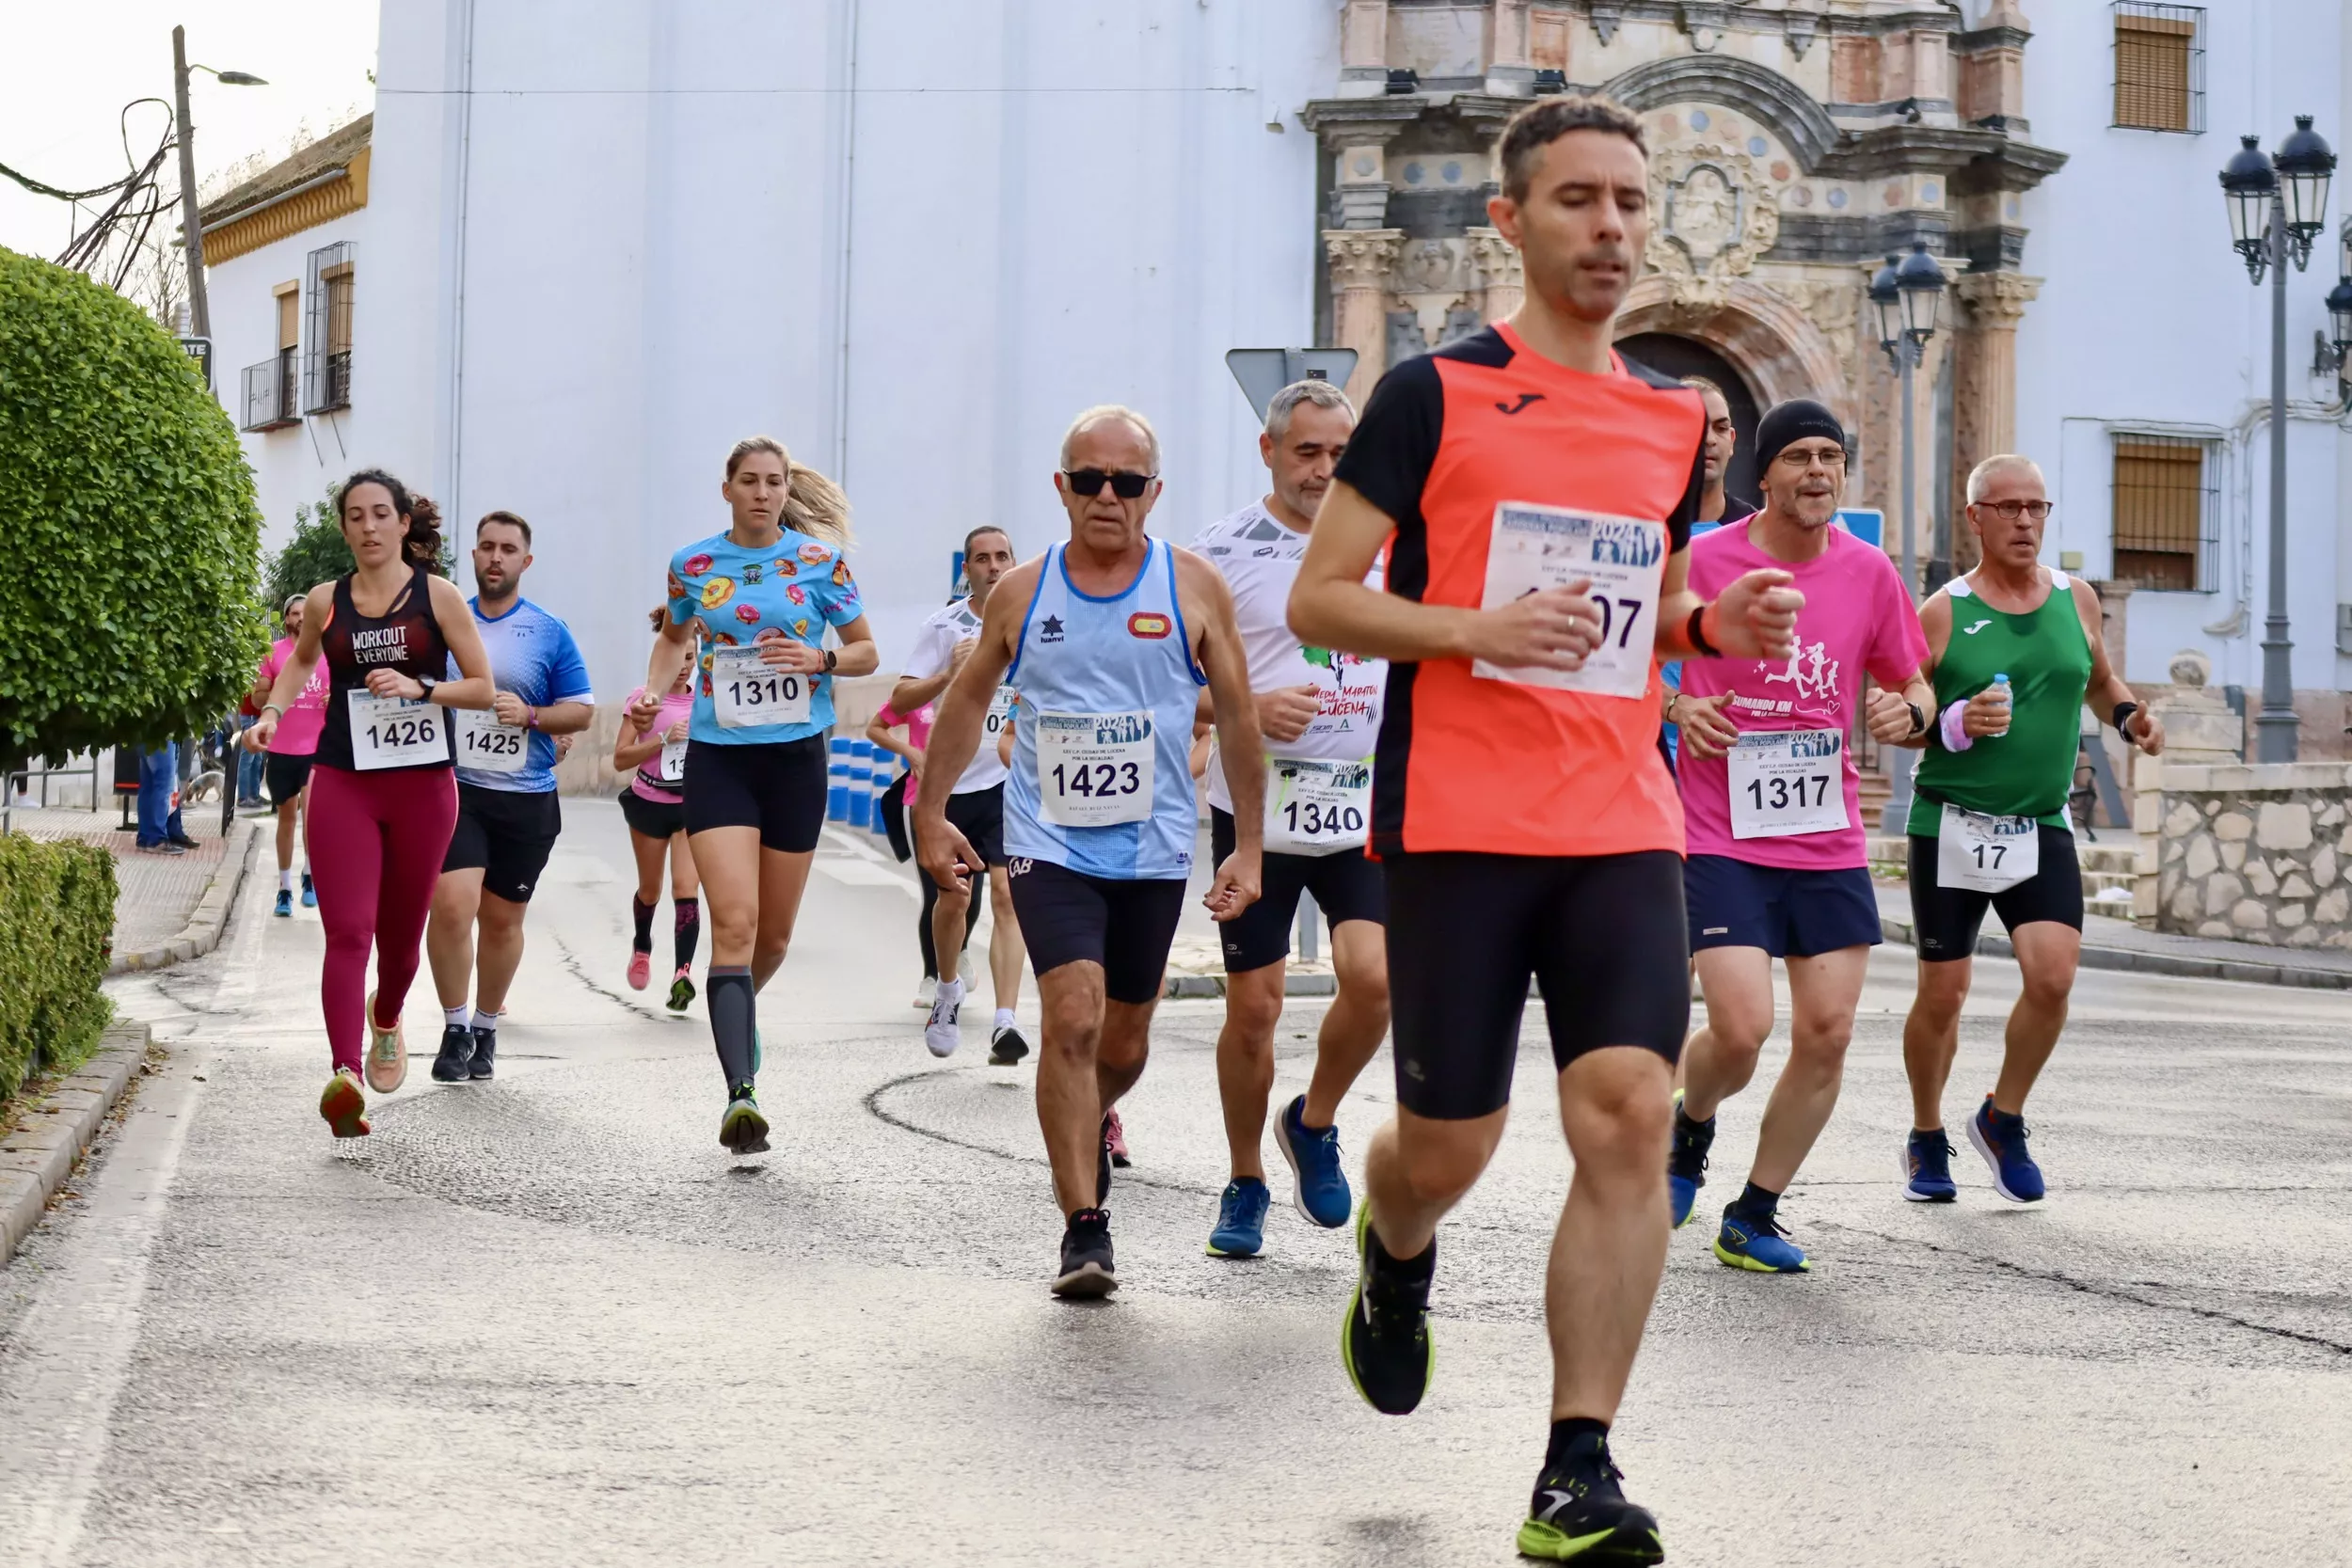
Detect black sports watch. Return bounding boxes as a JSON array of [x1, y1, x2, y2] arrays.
[[416, 675, 440, 703], [822, 649, 838, 674]]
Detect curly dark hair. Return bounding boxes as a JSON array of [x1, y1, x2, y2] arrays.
[[336, 468, 446, 575]]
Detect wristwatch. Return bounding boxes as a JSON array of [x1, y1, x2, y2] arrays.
[[416, 675, 440, 703], [822, 648, 839, 674]]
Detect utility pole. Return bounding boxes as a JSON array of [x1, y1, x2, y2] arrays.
[[172, 25, 211, 341]]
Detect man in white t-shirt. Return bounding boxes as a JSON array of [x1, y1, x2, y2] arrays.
[[892, 526, 1029, 1063], [1192, 379, 1391, 1260]]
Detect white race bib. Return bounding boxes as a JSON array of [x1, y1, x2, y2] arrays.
[[347, 693, 445, 771], [1037, 710, 1153, 827], [1473, 503, 1666, 700], [710, 644, 812, 729], [1264, 757, 1371, 855], [982, 685, 1018, 740], [453, 707, 529, 774], [1726, 729, 1848, 840], [1937, 804, 2040, 893], [657, 738, 689, 784]]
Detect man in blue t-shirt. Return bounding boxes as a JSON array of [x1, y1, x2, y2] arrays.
[[426, 511, 596, 1083]]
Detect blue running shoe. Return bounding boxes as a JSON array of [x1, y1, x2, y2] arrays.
[[1713, 1206, 1809, 1273], [273, 889, 293, 918], [1969, 1097, 2045, 1203], [1902, 1130, 1958, 1202], [1666, 1089, 1713, 1229], [1206, 1178, 1270, 1258], [1274, 1094, 1352, 1228], [299, 871, 316, 909]]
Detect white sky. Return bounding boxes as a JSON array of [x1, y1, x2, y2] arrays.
[[0, 1, 379, 261]]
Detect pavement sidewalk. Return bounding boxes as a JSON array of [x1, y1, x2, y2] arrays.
[[1871, 877, 2352, 990], [4, 803, 260, 973]]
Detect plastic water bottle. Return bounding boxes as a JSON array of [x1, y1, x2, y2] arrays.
[[827, 736, 851, 821], [1989, 673, 2011, 737]]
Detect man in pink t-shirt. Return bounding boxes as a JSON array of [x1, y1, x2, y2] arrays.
[[1662, 401, 1936, 1274], [249, 594, 331, 915]]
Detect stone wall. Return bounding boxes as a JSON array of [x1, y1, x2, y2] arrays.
[[2154, 763, 2352, 949]]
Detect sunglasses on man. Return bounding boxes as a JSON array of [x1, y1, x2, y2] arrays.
[[1062, 468, 1155, 499]]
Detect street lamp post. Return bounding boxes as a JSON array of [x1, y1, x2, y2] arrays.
[[1872, 241, 1947, 834], [169, 25, 265, 343], [2219, 117, 2335, 764]]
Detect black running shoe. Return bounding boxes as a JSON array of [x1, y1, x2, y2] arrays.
[[1516, 1432, 1663, 1563], [1052, 1207, 1117, 1297], [468, 1026, 497, 1080], [430, 1024, 474, 1084], [989, 1025, 1030, 1066], [1341, 1206, 1434, 1416], [1097, 1114, 1114, 1206]]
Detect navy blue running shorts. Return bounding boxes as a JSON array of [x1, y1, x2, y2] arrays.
[[1006, 857, 1186, 1005], [1684, 856, 1883, 958]]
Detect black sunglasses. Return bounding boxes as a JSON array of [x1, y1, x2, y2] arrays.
[[1063, 468, 1154, 499]]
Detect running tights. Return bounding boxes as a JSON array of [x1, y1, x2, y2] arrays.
[[916, 870, 984, 980], [307, 765, 459, 1075]]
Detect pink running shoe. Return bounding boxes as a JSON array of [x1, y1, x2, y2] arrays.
[[628, 949, 652, 990], [362, 990, 407, 1095], [319, 1069, 370, 1138], [1105, 1107, 1131, 1168]]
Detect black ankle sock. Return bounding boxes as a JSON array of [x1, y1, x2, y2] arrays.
[[630, 894, 656, 951], [1366, 1219, 1436, 1284], [1733, 1180, 1780, 1220], [1675, 1102, 1714, 1132], [706, 966, 756, 1089], [1545, 1417, 1611, 1472], [674, 897, 700, 970]]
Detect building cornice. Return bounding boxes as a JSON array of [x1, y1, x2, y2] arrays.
[[202, 146, 369, 265]]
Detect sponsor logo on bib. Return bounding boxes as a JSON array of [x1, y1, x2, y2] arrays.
[[1127, 612, 1171, 640]]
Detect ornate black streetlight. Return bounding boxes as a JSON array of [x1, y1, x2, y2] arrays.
[[1871, 240, 1946, 832]]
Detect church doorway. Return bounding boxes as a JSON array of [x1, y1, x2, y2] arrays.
[[1615, 333, 1761, 516]]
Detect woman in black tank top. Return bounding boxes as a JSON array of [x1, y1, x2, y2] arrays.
[[246, 469, 497, 1139]]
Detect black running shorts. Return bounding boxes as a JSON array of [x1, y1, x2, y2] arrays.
[[683, 736, 826, 853], [617, 784, 686, 842], [1907, 826, 2083, 960], [941, 782, 1009, 868], [263, 751, 313, 807], [1383, 850, 1690, 1120], [442, 783, 563, 903], [1210, 808, 1385, 974], [1007, 857, 1186, 1005]]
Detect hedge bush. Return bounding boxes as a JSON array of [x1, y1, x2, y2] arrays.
[[0, 246, 268, 772], [0, 835, 116, 1103]]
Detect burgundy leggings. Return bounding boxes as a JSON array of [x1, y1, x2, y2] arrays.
[[307, 765, 459, 1074]]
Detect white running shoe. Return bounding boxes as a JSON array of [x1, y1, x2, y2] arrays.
[[912, 975, 937, 1010], [924, 979, 963, 1058]]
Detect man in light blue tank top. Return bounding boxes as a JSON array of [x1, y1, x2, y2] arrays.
[[915, 404, 1266, 1299]]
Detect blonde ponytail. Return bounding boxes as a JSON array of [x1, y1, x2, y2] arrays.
[[724, 435, 855, 548]]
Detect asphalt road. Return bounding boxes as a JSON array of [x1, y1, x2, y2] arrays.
[[2, 797, 2348, 1567]]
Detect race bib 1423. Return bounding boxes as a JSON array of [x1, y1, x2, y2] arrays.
[[1036, 710, 1153, 828]]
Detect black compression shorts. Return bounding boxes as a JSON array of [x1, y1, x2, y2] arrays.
[[940, 783, 1008, 869], [443, 783, 563, 903], [1209, 808, 1385, 974], [1907, 826, 2083, 959], [1384, 849, 1690, 1120], [264, 751, 313, 807], [1006, 857, 1185, 1006], [682, 736, 827, 853], [617, 784, 686, 841]]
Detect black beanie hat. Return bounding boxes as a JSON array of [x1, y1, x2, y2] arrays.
[[1754, 399, 1848, 472]]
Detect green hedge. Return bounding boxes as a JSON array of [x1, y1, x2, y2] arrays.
[[0, 835, 116, 1102]]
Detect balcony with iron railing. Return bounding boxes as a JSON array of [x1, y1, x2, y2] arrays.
[[240, 346, 299, 431]]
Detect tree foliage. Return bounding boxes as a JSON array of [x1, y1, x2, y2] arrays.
[[263, 488, 352, 610], [0, 247, 266, 768]]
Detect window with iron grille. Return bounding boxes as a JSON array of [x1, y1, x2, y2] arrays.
[[2112, 3, 2203, 135], [2111, 434, 2216, 591], [302, 240, 354, 414]]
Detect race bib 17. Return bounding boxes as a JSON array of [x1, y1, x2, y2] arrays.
[[1473, 503, 1666, 700], [1937, 804, 2040, 894]]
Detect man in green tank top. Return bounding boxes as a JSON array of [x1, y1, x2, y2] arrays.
[[1866, 454, 2162, 1206]]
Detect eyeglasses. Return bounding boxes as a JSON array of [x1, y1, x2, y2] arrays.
[[1063, 468, 1155, 499], [1975, 499, 2054, 521], [1773, 447, 1849, 470]]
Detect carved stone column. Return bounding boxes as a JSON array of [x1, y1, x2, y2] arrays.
[[1326, 229, 1405, 406], [1950, 271, 2042, 569], [1466, 227, 1523, 323]]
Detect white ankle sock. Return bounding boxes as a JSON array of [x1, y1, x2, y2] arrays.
[[471, 1007, 499, 1033], [994, 1008, 1015, 1030], [445, 1006, 470, 1030], [937, 976, 963, 1002], [279, 868, 294, 892]]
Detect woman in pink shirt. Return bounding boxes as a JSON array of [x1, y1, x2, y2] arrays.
[[248, 594, 331, 916], [613, 609, 701, 1010]]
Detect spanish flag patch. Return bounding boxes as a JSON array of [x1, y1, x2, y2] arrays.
[[1127, 611, 1171, 640]]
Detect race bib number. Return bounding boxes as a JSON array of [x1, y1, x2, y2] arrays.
[[453, 707, 529, 774], [982, 686, 1018, 739], [1263, 757, 1371, 856], [1937, 804, 2040, 894], [656, 738, 689, 784], [1726, 729, 1848, 840], [1473, 503, 1666, 700], [710, 645, 812, 729], [1037, 710, 1153, 828], [348, 693, 444, 771]]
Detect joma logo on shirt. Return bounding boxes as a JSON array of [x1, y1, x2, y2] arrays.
[[1961, 619, 1994, 636]]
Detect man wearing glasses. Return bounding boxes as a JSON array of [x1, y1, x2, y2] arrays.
[[915, 404, 1263, 1298], [1661, 400, 1936, 1273], [1867, 453, 2163, 1206]]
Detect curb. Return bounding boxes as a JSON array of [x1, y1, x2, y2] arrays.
[[0, 1022, 152, 1265], [1165, 973, 1337, 1000], [108, 817, 259, 975], [1877, 914, 2352, 991]]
